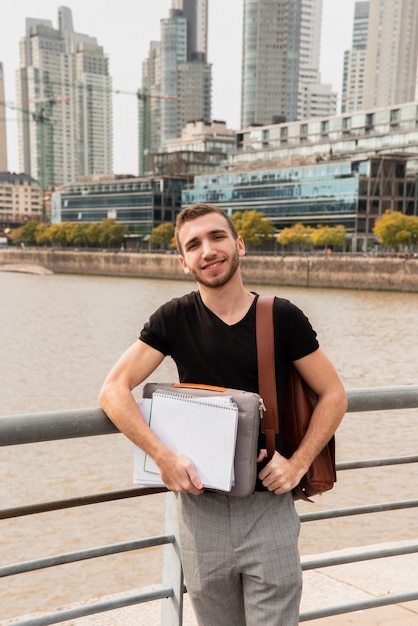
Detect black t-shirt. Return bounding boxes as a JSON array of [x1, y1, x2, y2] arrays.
[[140, 291, 319, 489]]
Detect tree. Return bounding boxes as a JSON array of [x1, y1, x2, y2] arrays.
[[66, 223, 90, 247], [311, 225, 346, 249], [373, 210, 418, 249], [10, 221, 40, 246], [276, 223, 314, 250], [150, 222, 175, 249], [97, 219, 128, 249], [85, 223, 101, 247], [231, 210, 275, 246], [35, 223, 60, 246]]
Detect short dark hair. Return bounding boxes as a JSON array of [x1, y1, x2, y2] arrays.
[[175, 203, 238, 253]]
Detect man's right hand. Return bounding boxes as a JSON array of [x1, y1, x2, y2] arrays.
[[159, 452, 204, 495]]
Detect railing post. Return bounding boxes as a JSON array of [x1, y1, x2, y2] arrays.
[[161, 492, 184, 625]]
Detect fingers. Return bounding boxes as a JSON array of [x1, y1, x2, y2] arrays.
[[257, 449, 268, 463], [258, 451, 296, 494], [161, 453, 204, 495]]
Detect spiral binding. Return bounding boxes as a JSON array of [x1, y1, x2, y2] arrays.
[[153, 389, 235, 410]]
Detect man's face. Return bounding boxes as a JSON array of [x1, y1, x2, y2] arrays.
[[178, 213, 245, 289]]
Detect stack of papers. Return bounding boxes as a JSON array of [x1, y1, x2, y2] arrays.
[[133, 390, 239, 491]]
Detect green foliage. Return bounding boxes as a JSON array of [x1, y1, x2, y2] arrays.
[[9, 219, 128, 249], [311, 225, 346, 248], [150, 222, 175, 248], [10, 221, 40, 245], [373, 210, 418, 249], [96, 218, 129, 248], [277, 223, 314, 249], [231, 210, 275, 246], [277, 223, 346, 250]]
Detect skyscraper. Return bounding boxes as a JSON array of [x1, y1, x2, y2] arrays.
[[0, 62, 7, 172], [240, 0, 336, 129], [341, 2, 369, 114], [139, 0, 211, 175], [17, 6, 112, 188], [172, 0, 208, 61], [363, 0, 418, 109]]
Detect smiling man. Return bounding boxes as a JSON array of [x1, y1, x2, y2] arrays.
[[99, 203, 347, 625]]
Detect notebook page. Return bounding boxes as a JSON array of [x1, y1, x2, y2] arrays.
[[145, 390, 238, 491]]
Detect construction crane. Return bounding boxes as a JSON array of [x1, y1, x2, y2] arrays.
[[137, 89, 176, 176], [29, 97, 69, 219], [2, 79, 176, 189], [0, 96, 68, 220]]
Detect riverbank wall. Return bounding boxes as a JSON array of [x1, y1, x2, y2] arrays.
[[1, 248, 418, 291]]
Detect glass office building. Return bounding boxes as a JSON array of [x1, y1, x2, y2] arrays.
[[52, 175, 191, 234], [182, 155, 414, 251]]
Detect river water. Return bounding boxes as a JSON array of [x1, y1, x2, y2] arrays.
[[1, 271, 417, 620]]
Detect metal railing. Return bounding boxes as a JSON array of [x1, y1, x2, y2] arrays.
[[1, 385, 418, 625]]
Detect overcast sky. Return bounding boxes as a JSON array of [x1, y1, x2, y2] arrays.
[[0, 0, 356, 175]]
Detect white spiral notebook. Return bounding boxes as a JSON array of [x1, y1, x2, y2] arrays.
[[133, 389, 239, 491]]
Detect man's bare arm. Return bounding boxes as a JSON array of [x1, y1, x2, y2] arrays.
[[98, 340, 203, 494], [258, 347, 347, 494]]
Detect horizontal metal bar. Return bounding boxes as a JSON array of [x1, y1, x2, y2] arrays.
[[1, 470, 416, 522], [0, 407, 117, 446], [346, 385, 418, 412], [337, 455, 418, 470], [0, 486, 167, 520], [299, 590, 418, 622], [1, 385, 418, 447], [0, 534, 175, 578], [301, 542, 418, 571], [10, 586, 174, 626], [299, 499, 418, 523]]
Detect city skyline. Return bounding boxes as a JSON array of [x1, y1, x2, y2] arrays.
[[0, 0, 356, 176]]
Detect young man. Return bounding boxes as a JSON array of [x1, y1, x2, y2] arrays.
[[98, 203, 347, 625]]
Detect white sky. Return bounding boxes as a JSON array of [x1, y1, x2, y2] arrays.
[[0, 0, 356, 175]]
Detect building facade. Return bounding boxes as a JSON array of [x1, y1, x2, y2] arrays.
[[51, 174, 191, 235], [182, 155, 414, 252], [0, 62, 8, 172], [231, 100, 418, 177], [363, 0, 418, 109], [0, 172, 41, 226], [139, 0, 212, 175], [17, 6, 113, 188], [148, 119, 235, 175], [240, 0, 336, 128], [341, 1, 369, 114]]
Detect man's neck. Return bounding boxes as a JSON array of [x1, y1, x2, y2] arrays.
[[198, 281, 255, 326]]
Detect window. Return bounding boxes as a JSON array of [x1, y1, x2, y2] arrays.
[[342, 117, 351, 133], [300, 123, 308, 140], [390, 109, 400, 125], [365, 113, 374, 131]]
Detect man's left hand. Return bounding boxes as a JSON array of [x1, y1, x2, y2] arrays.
[[257, 449, 302, 495]]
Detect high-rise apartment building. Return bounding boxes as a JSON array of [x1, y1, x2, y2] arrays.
[[240, 0, 336, 129], [363, 0, 418, 109], [139, 0, 212, 175], [17, 6, 112, 188], [0, 62, 7, 172], [172, 0, 208, 61], [341, 2, 369, 114]]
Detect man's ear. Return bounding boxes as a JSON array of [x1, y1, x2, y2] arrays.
[[237, 235, 246, 257], [178, 255, 190, 274]]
